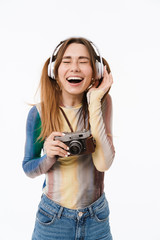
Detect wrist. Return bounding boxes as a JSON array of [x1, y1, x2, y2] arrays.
[[87, 89, 105, 105]]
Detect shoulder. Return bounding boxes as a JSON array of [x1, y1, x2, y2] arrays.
[[28, 105, 38, 117], [27, 105, 41, 124], [26, 105, 42, 135], [102, 94, 113, 109], [104, 93, 112, 103]]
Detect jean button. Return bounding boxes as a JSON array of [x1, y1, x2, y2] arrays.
[[78, 212, 83, 217]]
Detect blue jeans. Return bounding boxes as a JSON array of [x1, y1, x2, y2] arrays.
[[32, 193, 113, 240]]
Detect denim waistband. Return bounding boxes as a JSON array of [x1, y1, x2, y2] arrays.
[[39, 193, 108, 220]]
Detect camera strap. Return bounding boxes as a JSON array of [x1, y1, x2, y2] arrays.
[[59, 107, 89, 132]]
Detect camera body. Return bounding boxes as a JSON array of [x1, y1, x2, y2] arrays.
[[55, 130, 96, 156]]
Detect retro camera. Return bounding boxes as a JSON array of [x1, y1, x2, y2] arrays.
[[55, 130, 96, 156]]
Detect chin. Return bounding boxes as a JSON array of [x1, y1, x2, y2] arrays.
[[68, 90, 84, 95]]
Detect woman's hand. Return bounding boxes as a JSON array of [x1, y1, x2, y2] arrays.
[[44, 132, 70, 158], [88, 66, 113, 94]]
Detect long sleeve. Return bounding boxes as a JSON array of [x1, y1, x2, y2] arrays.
[[22, 106, 56, 178], [87, 90, 115, 172]]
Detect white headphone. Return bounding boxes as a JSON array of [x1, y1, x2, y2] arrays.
[[48, 39, 104, 80]]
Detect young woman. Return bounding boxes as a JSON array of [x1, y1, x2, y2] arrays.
[[23, 37, 115, 240]]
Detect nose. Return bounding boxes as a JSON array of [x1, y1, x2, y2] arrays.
[[70, 61, 80, 72]]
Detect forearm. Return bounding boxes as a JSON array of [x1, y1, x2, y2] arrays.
[[88, 90, 115, 171], [22, 154, 56, 178], [22, 106, 57, 178]]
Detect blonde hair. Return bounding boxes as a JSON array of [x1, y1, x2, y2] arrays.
[[38, 37, 111, 141]]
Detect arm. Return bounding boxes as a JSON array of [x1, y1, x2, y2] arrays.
[[87, 66, 115, 172], [22, 106, 57, 178], [88, 91, 115, 172]]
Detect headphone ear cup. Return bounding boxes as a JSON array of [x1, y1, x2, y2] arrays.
[[51, 62, 55, 79], [48, 62, 55, 79], [95, 60, 103, 80], [48, 63, 51, 78]]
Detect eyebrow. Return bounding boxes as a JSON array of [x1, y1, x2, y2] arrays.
[[62, 56, 90, 60]]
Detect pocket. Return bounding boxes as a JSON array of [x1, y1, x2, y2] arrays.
[[36, 207, 56, 226], [94, 199, 110, 222]]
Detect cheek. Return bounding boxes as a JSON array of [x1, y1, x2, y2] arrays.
[[57, 67, 65, 87], [88, 66, 93, 77], [88, 79, 92, 86], [57, 65, 63, 78], [82, 66, 93, 78], [84, 76, 92, 89], [58, 63, 68, 75]]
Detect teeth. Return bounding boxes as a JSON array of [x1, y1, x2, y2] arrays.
[[67, 77, 83, 81]]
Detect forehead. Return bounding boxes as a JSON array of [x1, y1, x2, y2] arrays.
[[63, 43, 90, 58]]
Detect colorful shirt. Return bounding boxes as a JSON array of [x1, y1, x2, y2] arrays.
[[23, 91, 115, 209]]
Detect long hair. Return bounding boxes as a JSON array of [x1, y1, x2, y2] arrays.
[[38, 37, 111, 141]]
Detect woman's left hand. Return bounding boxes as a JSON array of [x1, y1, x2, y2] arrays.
[[88, 66, 113, 94]]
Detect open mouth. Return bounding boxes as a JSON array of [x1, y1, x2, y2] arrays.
[[66, 77, 84, 84]]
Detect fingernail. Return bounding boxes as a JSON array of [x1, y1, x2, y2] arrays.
[[62, 133, 65, 136], [67, 147, 69, 150], [65, 154, 68, 157], [67, 152, 70, 155]]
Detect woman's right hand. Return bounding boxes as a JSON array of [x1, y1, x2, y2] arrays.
[[44, 132, 70, 158]]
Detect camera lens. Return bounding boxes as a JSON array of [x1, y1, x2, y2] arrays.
[[69, 140, 83, 155]]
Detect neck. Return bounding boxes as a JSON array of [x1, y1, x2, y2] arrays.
[[60, 92, 84, 107]]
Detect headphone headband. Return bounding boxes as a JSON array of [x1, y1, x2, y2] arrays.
[[48, 39, 104, 80], [89, 41, 104, 80]]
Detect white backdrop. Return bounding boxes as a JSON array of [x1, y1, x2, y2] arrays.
[[0, 0, 160, 239]]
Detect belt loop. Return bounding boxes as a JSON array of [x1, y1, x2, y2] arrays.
[[88, 206, 94, 217], [57, 206, 63, 219]]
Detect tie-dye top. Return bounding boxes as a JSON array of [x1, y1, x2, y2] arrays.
[[23, 90, 115, 209]]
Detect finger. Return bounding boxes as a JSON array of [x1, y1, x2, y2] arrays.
[[93, 80, 99, 88], [109, 72, 113, 84], [47, 131, 65, 141], [49, 147, 70, 158], [104, 69, 113, 85], [103, 65, 109, 77], [50, 140, 69, 151], [101, 67, 109, 86]]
